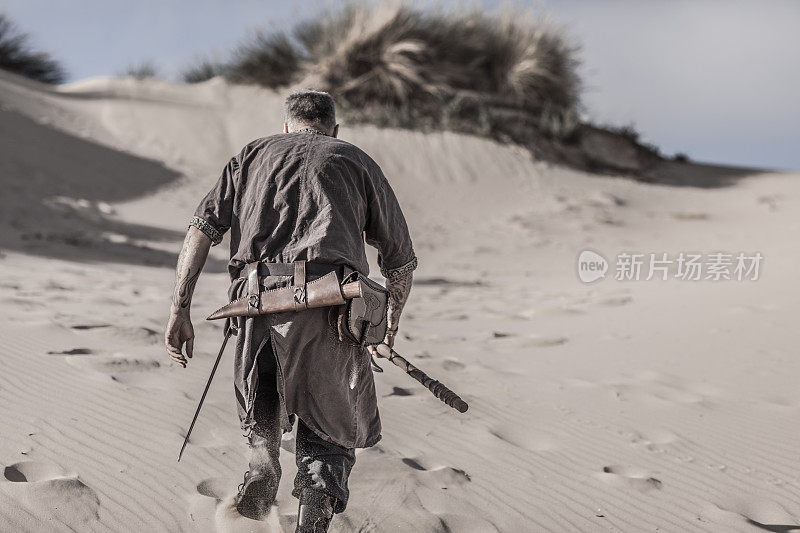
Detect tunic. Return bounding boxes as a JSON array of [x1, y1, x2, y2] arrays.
[[190, 130, 417, 448]]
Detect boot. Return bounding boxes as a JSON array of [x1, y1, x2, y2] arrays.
[[296, 489, 335, 532], [235, 432, 279, 520]]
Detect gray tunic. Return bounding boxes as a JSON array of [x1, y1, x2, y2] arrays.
[[190, 130, 417, 448]]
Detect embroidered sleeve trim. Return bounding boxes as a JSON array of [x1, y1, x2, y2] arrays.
[[381, 256, 418, 281], [189, 216, 223, 245]]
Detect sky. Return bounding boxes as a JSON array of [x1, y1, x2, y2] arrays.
[[2, 0, 798, 170]]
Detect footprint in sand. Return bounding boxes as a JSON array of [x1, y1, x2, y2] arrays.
[[414, 277, 483, 288], [598, 465, 662, 493], [69, 323, 160, 344], [93, 358, 161, 372], [66, 355, 169, 389], [67, 356, 160, 373], [402, 458, 427, 471], [529, 335, 568, 347], [401, 457, 471, 485], [442, 359, 466, 372], [386, 386, 415, 397], [586, 191, 627, 208], [2, 461, 100, 524], [490, 426, 558, 452], [4, 461, 65, 482], [47, 348, 93, 355], [494, 331, 568, 347], [671, 212, 710, 221], [744, 520, 800, 531], [628, 429, 679, 452], [702, 499, 800, 532], [761, 395, 800, 409], [610, 373, 710, 406]]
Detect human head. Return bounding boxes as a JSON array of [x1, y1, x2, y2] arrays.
[[283, 89, 338, 137]]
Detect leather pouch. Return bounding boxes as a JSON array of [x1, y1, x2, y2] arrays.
[[331, 272, 388, 346]]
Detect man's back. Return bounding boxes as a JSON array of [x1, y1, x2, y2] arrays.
[[192, 130, 415, 280], [168, 89, 418, 529]]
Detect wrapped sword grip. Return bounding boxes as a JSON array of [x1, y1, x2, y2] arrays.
[[408, 369, 469, 413]]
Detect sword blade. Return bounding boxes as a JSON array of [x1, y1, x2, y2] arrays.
[[177, 327, 232, 462]]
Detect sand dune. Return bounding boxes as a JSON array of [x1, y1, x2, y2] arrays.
[[0, 70, 798, 531]]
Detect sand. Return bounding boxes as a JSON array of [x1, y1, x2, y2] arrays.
[[0, 68, 798, 532]]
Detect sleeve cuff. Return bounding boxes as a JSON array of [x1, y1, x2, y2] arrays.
[[380, 256, 418, 281], [189, 216, 223, 245]]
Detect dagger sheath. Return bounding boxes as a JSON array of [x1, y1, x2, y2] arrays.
[[207, 271, 363, 321]]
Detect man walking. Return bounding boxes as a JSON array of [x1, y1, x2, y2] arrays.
[[165, 90, 416, 531]]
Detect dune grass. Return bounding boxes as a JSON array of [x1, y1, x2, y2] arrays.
[[226, 32, 303, 88], [181, 58, 224, 83], [184, 2, 581, 143], [121, 60, 159, 80], [180, 2, 660, 172], [0, 13, 65, 84]]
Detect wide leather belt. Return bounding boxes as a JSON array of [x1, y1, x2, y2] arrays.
[[241, 261, 342, 280]]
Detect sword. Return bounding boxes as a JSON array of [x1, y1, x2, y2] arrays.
[[177, 323, 233, 462], [374, 345, 469, 413]]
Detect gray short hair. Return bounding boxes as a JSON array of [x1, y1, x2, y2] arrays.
[[284, 89, 336, 131]]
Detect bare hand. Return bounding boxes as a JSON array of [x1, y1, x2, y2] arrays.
[[165, 310, 194, 367], [367, 330, 396, 360]]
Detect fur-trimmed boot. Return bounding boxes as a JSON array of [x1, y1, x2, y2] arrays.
[[296, 489, 335, 532], [235, 432, 280, 520]]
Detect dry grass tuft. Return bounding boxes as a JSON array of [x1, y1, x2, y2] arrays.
[[216, 2, 581, 143], [0, 13, 65, 84], [192, 2, 660, 172], [182, 58, 223, 83], [301, 4, 580, 137], [121, 61, 159, 80], [227, 31, 303, 88]]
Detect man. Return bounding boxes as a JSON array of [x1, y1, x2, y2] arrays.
[[164, 90, 416, 531]]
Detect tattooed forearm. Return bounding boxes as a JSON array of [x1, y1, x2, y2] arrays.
[[170, 225, 213, 314], [174, 268, 201, 308], [385, 271, 413, 334]]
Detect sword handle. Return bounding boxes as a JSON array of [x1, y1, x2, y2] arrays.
[[386, 349, 469, 413], [413, 371, 469, 413], [341, 281, 361, 299]]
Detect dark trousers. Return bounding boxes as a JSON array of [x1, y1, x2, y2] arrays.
[[252, 344, 356, 513]]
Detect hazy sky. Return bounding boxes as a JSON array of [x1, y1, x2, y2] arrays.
[[2, 0, 798, 170]]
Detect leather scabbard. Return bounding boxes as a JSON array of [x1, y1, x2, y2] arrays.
[[207, 270, 352, 320]]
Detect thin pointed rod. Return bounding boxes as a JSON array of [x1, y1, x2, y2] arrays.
[[178, 327, 233, 462]]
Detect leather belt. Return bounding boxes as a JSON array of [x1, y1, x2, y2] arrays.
[[241, 261, 342, 279]]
